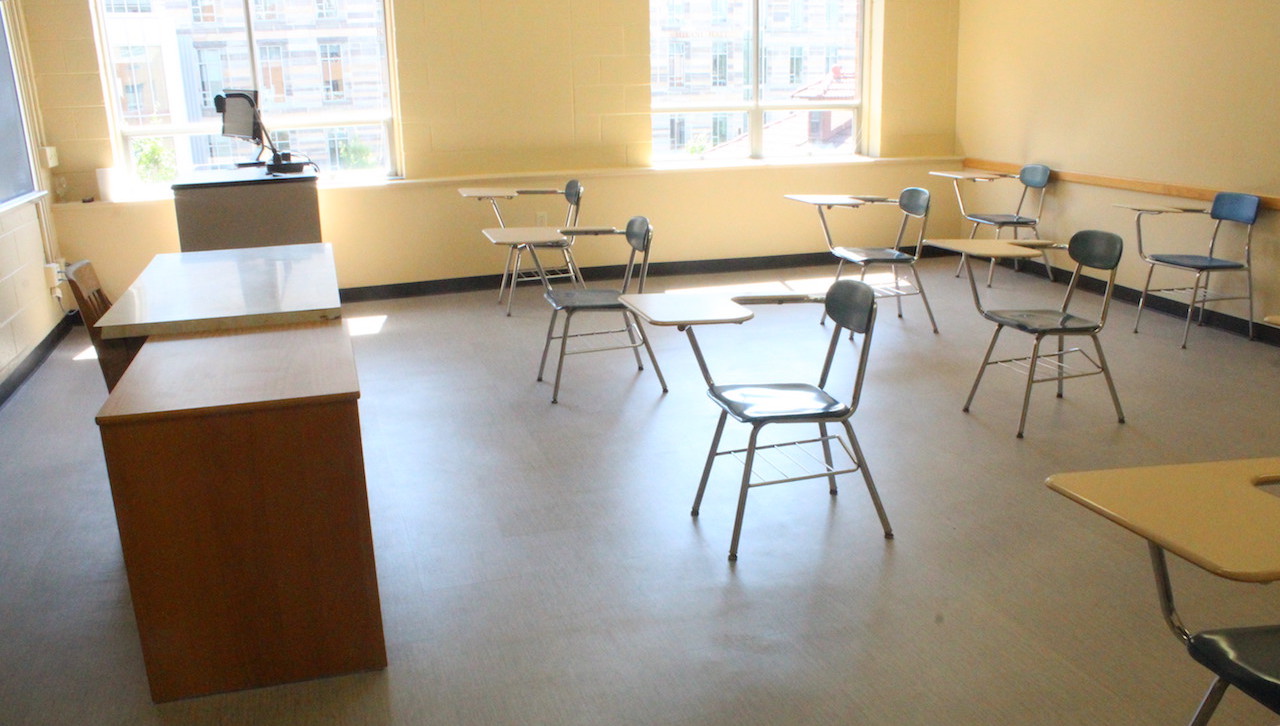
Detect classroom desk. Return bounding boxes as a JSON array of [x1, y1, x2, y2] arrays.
[[458, 186, 560, 228], [1047, 458, 1280, 583], [482, 226, 577, 315], [785, 193, 897, 256], [927, 237, 1042, 313], [621, 289, 821, 386], [95, 242, 341, 340], [96, 321, 386, 702]]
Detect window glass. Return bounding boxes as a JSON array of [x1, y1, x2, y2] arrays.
[[97, 0, 393, 189], [651, 0, 861, 162]]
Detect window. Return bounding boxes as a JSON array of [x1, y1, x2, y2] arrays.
[[254, 0, 284, 21], [650, 0, 862, 161], [319, 42, 345, 101], [96, 0, 393, 190], [191, 0, 215, 23], [711, 42, 728, 87], [259, 44, 287, 103]]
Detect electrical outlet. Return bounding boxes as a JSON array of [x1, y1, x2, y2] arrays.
[[535, 211, 548, 226]]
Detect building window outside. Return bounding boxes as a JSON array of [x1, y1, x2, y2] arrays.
[[317, 0, 339, 20], [711, 42, 728, 87], [319, 42, 345, 101], [96, 0, 392, 190], [650, 0, 862, 162], [191, 0, 215, 23], [259, 44, 287, 103], [195, 47, 224, 110], [254, 0, 284, 21], [106, 0, 152, 13]]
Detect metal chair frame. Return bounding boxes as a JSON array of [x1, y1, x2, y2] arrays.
[[533, 216, 667, 404], [691, 280, 893, 561], [952, 164, 1057, 284], [961, 230, 1125, 438], [821, 186, 938, 333], [498, 180, 587, 316], [1132, 192, 1260, 348]]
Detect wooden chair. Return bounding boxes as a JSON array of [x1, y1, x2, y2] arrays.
[[65, 260, 142, 391]]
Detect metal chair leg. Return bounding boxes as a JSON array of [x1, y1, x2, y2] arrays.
[[1092, 334, 1125, 424], [842, 420, 892, 538], [964, 325, 1004, 413], [818, 422, 837, 494], [550, 310, 574, 403], [498, 245, 518, 304], [728, 427, 762, 561], [1016, 336, 1044, 438], [633, 314, 668, 393], [1134, 265, 1156, 333], [1186, 677, 1230, 726], [1181, 272, 1204, 349], [911, 266, 939, 334], [536, 309, 559, 382], [505, 246, 526, 316], [692, 411, 728, 516]]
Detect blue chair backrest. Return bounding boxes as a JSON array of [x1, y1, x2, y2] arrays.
[[1019, 164, 1051, 189], [564, 179, 583, 206], [824, 280, 876, 334], [1068, 230, 1123, 271], [1210, 192, 1260, 225], [625, 216, 651, 252], [898, 187, 929, 218]]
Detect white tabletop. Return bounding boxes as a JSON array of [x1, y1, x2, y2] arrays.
[[785, 194, 868, 208], [928, 170, 1015, 181], [1113, 203, 1208, 214], [620, 293, 754, 327], [458, 187, 559, 199], [96, 243, 341, 340], [926, 238, 1043, 259], [482, 226, 569, 246]]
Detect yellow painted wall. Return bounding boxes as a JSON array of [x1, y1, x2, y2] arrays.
[[954, 0, 1280, 322]]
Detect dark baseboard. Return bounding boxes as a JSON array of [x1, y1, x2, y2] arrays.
[[0, 312, 76, 412], [334, 250, 1277, 347]]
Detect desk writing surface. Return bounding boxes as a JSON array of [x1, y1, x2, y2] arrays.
[[459, 187, 519, 199], [928, 170, 1014, 181], [97, 320, 358, 424], [620, 293, 754, 326], [785, 194, 868, 208], [1047, 457, 1280, 582], [96, 243, 341, 340], [926, 238, 1042, 259], [482, 226, 568, 246]]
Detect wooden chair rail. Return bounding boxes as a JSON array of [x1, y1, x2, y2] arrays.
[[963, 158, 1280, 211]]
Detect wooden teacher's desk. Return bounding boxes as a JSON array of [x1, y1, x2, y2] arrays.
[[95, 242, 341, 340], [93, 244, 385, 702]]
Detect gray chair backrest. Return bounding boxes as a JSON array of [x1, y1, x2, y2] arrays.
[[1019, 164, 1051, 189], [898, 187, 929, 218], [563, 180, 583, 227], [624, 216, 651, 252], [824, 279, 876, 335], [1068, 230, 1123, 271], [1210, 192, 1260, 225], [619, 216, 653, 294]]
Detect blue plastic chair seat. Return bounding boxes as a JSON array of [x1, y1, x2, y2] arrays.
[[1148, 253, 1245, 271], [967, 213, 1037, 226], [982, 309, 1099, 335], [545, 289, 622, 311], [1188, 625, 1280, 716], [832, 247, 913, 265], [708, 383, 850, 425]]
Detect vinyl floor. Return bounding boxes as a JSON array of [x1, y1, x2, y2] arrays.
[[3, 256, 1280, 725]]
